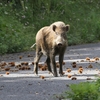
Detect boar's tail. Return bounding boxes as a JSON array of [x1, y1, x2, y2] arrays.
[[30, 43, 36, 48]]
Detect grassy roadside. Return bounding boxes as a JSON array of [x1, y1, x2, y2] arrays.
[[55, 78, 100, 100]]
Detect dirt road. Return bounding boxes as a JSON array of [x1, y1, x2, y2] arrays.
[[0, 43, 100, 100]]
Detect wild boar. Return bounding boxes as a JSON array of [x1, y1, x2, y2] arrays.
[[34, 21, 70, 77]]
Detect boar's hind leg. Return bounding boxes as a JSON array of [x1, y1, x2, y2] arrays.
[[34, 50, 43, 75], [46, 56, 52, 74], [59, 53, 64, 76]]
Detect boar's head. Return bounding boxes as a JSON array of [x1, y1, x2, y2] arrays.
[[52, 22, 70, 47]]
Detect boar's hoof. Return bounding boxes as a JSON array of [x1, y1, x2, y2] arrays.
[[53, 73, 58, 77], [59, 72, 64, 77], [34, 73, 38, 76], [60, 74, 64, 77], [49, 72, 54, 76], [34, 71, 38, 76]]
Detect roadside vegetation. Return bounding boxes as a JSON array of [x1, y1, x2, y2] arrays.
[[0, 0, 100, 54], [56, 78, 100, 100]]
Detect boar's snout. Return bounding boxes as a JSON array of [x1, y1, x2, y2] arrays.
[[57, 43, 63, 47], [55, 35, 66, 47]]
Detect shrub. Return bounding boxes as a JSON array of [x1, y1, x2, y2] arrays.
[[61, 79, 100, 100], [0, 2, 35, 54]]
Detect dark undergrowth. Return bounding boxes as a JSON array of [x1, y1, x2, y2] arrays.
[[0, 0, 100, 54]]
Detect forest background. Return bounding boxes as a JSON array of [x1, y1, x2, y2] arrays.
[[0, 0, 100, 54]]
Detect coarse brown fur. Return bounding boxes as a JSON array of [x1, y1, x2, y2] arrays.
[[34, 21, 70, 77]]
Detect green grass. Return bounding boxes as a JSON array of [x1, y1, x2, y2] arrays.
[[0, 0, 100, 54], [56, 78, 100, 100]]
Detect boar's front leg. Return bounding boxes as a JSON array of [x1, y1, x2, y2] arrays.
[[46, 56, 53, 74], [34, 49, 43, 75], [50, 52, 58, 77], [59, 52, 64, 76]]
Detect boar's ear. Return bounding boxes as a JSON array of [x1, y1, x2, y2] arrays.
[[52, 25, 56, 32], [66, 25, 70, 32]]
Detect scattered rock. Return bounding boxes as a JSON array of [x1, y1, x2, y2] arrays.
[[88, 64, 93, 68], [78, 68, 83, 73], [38, 64, 43, 68], [62, 72, 65, 75], [19, 56, 22, 59], [71, 77, 77, 80], [95, 69, 99, 71], [56, 62, 60, 68], [8, 62, 15, 66], [27, 54, 32, 57], [66, 84, 70, 87], [5, 67, 10, 71], [90, 59, 95, 62], [40, 66, 47, 71], [72, 62, 77, 68], [79, 66, 83, 68], [86, 78, 92, 80], [94, 57, 99, 61], [32, 62, 34, 65], [80, 60, 84, 62], [40, 75, 45, 79], [67, 74, 72, 78], [21, 62, 28, 65], [15, 64, 21, 68], [25, 66, 31, 70], [66, 68, 71, 73], [10, 69, 19, 72], [86, 57, 90, 61], [6, 72, 10, 75], [0, 61, 7, 66], [0, 74, 3, 77], [62, 61, 65, 65]]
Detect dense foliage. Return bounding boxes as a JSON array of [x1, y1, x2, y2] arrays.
[[0, 0, 100, 54]]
